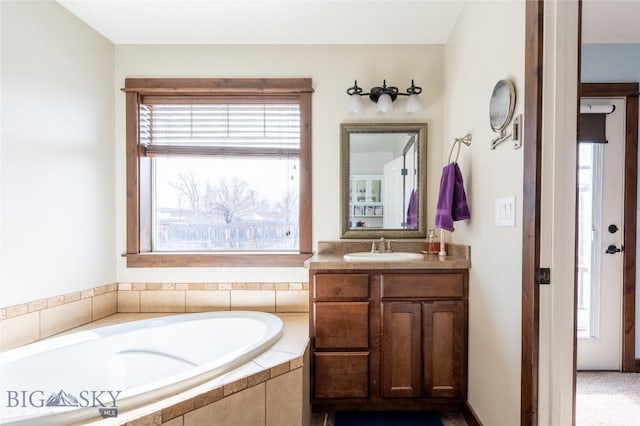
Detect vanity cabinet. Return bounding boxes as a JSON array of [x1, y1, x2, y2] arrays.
[[310, 269, 468, 412], [312, 273, 370, 399]]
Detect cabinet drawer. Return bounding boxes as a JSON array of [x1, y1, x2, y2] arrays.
[[381, 273, 464, 299], [314, 352, 369, 399], [314, 274, 369, 300], [315, 302, 369, 348]]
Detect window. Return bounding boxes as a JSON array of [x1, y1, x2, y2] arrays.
[[577, 143, 603, 338], [124, 78, 312, 267]]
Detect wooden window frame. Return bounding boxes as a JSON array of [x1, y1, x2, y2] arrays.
[[124, 78, 313, 267]]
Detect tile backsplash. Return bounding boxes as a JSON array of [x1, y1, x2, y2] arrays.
[[117, 282, 309, 314], [0, 284, 118, 351], [0, 282, 309, 352]]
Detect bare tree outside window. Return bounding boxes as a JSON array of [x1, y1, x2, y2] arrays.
[[170, 172, 201, 213], [154, 157, 299, 251], [205, 178, 258, 224]]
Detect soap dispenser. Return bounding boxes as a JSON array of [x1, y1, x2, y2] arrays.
[[427, 229, 439, 254]]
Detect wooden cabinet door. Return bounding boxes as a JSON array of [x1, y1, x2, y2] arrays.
[[314, 302, 369, 349], [422, 301, 464, 398], [381, 301, 422, 398], [314, 352, 369, 398]]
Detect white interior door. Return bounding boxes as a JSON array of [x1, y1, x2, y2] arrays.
[[576, 98, 625, 370]]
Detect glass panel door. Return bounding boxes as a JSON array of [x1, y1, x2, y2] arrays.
[[577, 143, 603, 338]]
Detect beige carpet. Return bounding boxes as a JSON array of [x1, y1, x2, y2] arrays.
[[576, 372, 640, 426]]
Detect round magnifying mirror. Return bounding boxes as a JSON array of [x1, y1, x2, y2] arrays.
[[489, 79, 516, 133]]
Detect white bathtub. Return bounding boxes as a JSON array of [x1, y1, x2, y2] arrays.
[[0, 311, 283, 425]]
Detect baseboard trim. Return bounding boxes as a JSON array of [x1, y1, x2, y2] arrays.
[[462, 400, 482, 426]]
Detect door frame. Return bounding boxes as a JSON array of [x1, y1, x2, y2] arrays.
[[521, 1, 544, 424], [578, 82, 639, 373], [522, 3, 640, 423]]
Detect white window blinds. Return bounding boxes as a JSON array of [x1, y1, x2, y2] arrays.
[[139, 102, 300, 156]]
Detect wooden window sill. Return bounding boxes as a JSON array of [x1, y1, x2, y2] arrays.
[[126, 252, 312, 268]]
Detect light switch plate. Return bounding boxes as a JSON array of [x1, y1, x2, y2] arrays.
[[495, 196, 516, 227]]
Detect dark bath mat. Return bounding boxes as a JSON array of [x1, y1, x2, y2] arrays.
[[334, 410, 443, 426]]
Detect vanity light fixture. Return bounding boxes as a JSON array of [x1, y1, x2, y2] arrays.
[[346, 80, 423, 115]]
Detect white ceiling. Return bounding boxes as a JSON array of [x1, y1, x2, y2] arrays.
[[56, 0, 464, 45], [57, 0, 639, 45]]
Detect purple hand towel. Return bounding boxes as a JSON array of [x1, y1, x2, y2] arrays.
[[435, 162, 470, 232], [405, 189, 418, 229]]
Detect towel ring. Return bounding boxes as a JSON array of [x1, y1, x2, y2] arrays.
[[447, 134, 472, 163]]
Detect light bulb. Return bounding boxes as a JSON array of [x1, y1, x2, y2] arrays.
[[376, 93, 393, 114], [347, 93, 365, 115], [406, 93, 423, 113]]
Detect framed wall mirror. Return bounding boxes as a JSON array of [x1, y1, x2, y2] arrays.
[[341, 123, 427, 238]]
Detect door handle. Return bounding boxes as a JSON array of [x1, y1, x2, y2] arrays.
[[605, 244, 622, 254]]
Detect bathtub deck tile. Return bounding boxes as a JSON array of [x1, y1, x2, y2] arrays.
[[290, 355, 304, 370], [193, 387, 223, 409], [218, 361, 263, 386], [270, 313, 309, 354], [162, 399, 195, 423], [125, 411, 162, 426], [269, 361, 290, 379], [223, 377, 248, 397], [253, 349, 297, 370], [246, 369, 271, 387]]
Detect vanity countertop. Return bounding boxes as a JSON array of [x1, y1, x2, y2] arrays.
[[305, 240, 470, 270]]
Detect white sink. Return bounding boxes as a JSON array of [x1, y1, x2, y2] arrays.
[[343, 252, 424, 262]]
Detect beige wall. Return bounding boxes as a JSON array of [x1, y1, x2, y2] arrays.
[[114, 44, 445, 283], [0, 1, 116, 306], [444, 1, 525, 425]]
